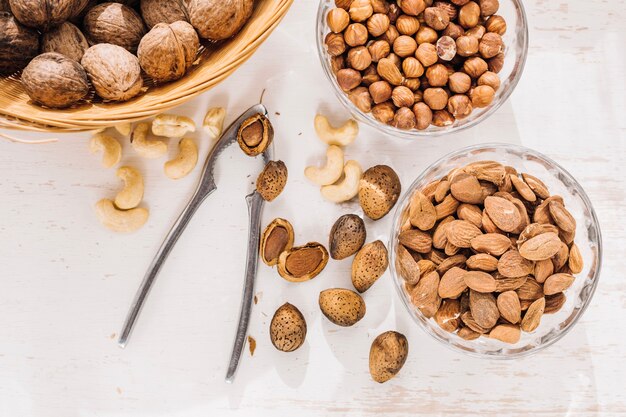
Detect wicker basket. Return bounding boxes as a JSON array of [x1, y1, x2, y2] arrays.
[[0, 0, 293, 132]]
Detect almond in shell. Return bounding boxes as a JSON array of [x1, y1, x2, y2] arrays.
[[270, 303, 307, 352], [277, 242, 329, 282], [329, 214, 366, 260], [369, 331, 408, 383], [352, 240, 389, 292], [319, 288, 366, 326]]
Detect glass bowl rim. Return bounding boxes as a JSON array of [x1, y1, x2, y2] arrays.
[[315, 0, 530, 138], [388, 142, 603, 358]]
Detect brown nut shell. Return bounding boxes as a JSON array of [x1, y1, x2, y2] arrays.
[[0, 12, 39, 75], [256, 160, 288, 202], [278, 242, 329, 282], [352, 240, 389, 293], [140, 0, 189, 28], [9, 0, 85, 31], [319, 288, 366, 327], [83, 2, 146, 53], [237, 113, 274, 156], [260, 218, 294, 266], [269, 302, 306, 352], [359, 165, 402, 220], [41, 21, 88, 63], [329, 214, 366, 260], [187, 0, 253, 40], [369, 331, 408, 383]]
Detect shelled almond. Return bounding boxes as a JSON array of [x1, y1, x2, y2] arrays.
[[396, 160, 584, 344]]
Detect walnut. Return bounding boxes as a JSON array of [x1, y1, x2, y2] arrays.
[[81, 43, 143, 101], [41, 21, 89, 63], [8, 0, 86, 30], [0, 12, 38, 74], [21, 52, 89, 108], [188, 0, 253, 41], [138, 21, 199, 82], [0, 0, 10, 11], [140, 0, 189, 29], [83, 2, 146, 53]]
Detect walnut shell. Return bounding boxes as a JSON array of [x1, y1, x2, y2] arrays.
[[21, 52, 89, 108], [140, 0, 189, 29], [81, 43, 143, 101], [0, 0, 10, 11], [8, 0, 86, 31], [83, 2, 146, 53], [137, 21, 199, 82], [41, 21, 89, 63], [0, 12, 38, 74], [187, 0, 253, 40]]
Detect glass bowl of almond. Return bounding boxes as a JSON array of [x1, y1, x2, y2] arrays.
[[316, 0, 528, 138], [390, 144, 602, 357]]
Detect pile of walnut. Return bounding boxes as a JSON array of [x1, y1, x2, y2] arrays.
[[324, 0, 507, 130], [0, 0, 253, 108], [397, 160, 583, 344]]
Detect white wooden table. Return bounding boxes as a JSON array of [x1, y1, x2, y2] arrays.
[[1, 1, 625, 416]]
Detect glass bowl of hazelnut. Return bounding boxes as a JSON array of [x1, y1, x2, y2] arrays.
[[316, 0, 529, 138], [389, 143, 602, 357]]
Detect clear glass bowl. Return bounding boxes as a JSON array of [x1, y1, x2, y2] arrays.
[[316, 0, 529, 138], [389, 144, 602, 358]]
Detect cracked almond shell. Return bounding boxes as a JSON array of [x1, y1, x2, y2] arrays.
[[260, 218, 294, 266], [351, 240, 389, 293], [319, 288, 366, 327], [369, 331, 408, 383], [329, 214, 366, 260], [237, 113, 274, 156], [358, 165, 401, 220], [277, 242, 329, 282], [269, 302, 306, 352], [256, 160, 287, 202]]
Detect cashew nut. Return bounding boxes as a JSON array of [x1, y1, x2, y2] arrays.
[[304, 145, 345, 186], [131, 122, 167, 159], [89, 133, 122, 168], [95, 199, 148, 233], [152, 114, 196, 138], [114, 166, 144, 210], [314, 114, 358, 146], [321, 160, 363, 203], [114, 122, 132, 136], [203, 107, 226, 140], [164, 138, 198, 179]]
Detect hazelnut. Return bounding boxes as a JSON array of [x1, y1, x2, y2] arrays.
[[423, 7, 450, 30], [325, 32, 346, 56], [398, 0, 426, 16], [423, 87, 448, 110], [350, 0, 374, 22], [393, 106, 417, 130], [379, 25, 399, 44], [367, 13, 390, 37], [466, 25, 486, 39], [436, 36, 457, 61], [335, 0, 352, 9], [479, 0, 499, 16], [432, 110, 455, 126], [393, 35, 417, 57], [387, 52, 402, 69], [434, 1, 458, 20], [345, 23, 369, 46], [372, 101, 396, 123], [369, 39, 391, 61], [415, 43, 438, 67], [413, 102, 433, 129], [83, 2, 146, 53], [488, 52, 504, 73], [456, 35, 479, 56], [349, 86, 373, 112], [336, 68, 362, 91], [450, 0, 470, 5], [330, 55, 345, 74], [396, 15, 420, 35], [479, 32, 503, 58], [463, 56, 488, 78], [448, 71, 472, 93], [327, 7, 350, 33], [392, 86, 415, 107], [386, 3, 401, 22], [377, 57, 404, 85], [415, 26, 438, 44], [403, 77, 421, 91], [402, 56, 424, 78], [371, 0, 390, 14], [458, 1, 480, 29], [413, 89, 424, 103], [485, 15, 507, 35], [447, 94, 472, 118], [348, 46, 373, 70], [362, 64, 381, 85], [470, 85, 495, 107], [442, 22, 464, 39], [0, 13, 39, 74], [478, 71, 500, 90], [426, 63, 449, 87], [369, 80, 392, 103]]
